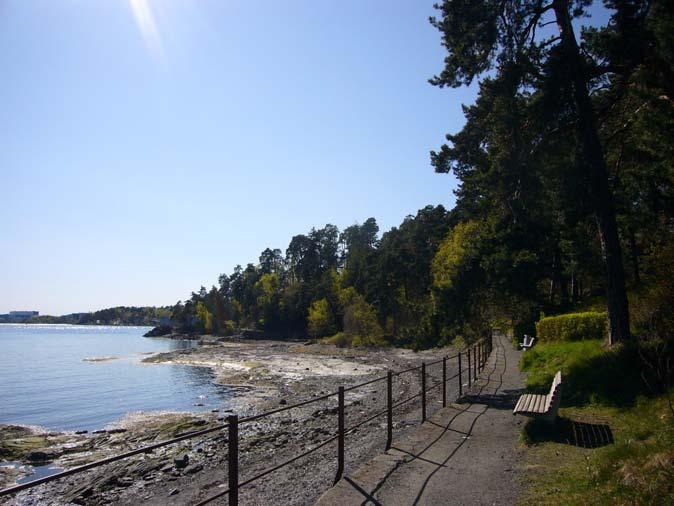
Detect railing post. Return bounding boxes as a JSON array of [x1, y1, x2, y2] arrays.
[[335, 386, 345, 484], [473, 345, 478, 380], [467, 348, 472, 387], [228, 414, 239, 506], [478, 341, 482, 371], [421, 362, 427, 422], [442, 356, 447, 407], [386, 371, 393, 451], [458, 351, 463, 397]]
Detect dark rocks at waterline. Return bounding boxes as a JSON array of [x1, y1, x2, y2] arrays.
[[143, 326, 174, 337], [26, 449, 58, 463]]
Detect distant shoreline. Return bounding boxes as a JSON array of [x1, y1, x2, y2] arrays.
[[0, 322, 153, 327]]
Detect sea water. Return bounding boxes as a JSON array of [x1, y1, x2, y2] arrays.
[[0, 324, 231, 431]]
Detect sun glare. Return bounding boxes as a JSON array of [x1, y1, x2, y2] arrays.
[[128, 0, 164, 61]]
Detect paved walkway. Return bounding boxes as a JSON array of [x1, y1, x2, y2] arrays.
[[317, 333, 527, 505]]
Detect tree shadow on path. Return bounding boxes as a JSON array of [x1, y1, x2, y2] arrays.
[[458, 386, 526, 410], [341, 334, 511, 505]]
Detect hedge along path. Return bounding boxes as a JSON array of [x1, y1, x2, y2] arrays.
[[535, 311, 607, 341]]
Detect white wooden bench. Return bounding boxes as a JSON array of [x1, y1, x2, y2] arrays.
[[519, 334, 535, 350], [513, 371, 562, 421]]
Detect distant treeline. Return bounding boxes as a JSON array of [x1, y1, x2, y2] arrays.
[[22, 306, 172, 326]]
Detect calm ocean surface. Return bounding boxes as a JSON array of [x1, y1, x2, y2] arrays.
[[0, 324, 232, 431]]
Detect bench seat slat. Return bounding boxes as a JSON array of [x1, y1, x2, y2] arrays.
[[527, 394, 537, 412], [531, 395, 541, 413], [522, 394, 534, 413]]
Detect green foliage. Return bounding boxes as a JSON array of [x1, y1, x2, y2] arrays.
[[307, 298, 336, 338], [342, 295, 386, 347], [535, 312, 607, 342], [321, 332, 351, 348], [255, 273, 281, 329], [431, 220, 480, 290], [221, 320, 236, 336], [195, 301, 213, 334], [630, 236, 674, 342]]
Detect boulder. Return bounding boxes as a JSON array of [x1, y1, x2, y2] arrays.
[[116, 476, 134, 487], [143, 325, 173, 337], [184, 463, 203, 475], [26, 449, 57, 463], [174, 453, 189, 469]]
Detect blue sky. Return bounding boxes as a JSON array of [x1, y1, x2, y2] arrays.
[[0, 1, 610, 315]]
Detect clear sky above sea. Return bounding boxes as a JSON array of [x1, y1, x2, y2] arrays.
[[0, 1, 611, 316]]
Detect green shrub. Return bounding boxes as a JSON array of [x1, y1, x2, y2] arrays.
[[307, 298, 337, 338], [535, 311, 607, 342], [321, 332, 351, 347]]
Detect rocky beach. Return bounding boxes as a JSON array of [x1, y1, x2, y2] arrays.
[[2, 337, 460, 505]]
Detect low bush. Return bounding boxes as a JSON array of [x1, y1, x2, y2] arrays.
[[321, 332, 351, 347], [535, 311, 607, 342]]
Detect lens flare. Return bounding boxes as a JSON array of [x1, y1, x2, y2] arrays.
[[128, 0, 164, 60]]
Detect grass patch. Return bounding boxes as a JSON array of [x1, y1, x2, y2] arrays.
[[518, 340, 674, 504], [320, 331, 388, 348], [520, 396, 674, 505], [520, 340, 644, 407]]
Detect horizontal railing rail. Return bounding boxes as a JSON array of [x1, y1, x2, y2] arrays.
[[0, 335, 494, 506]]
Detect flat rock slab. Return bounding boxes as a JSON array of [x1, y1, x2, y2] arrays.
[[317, 333, 527, 506]]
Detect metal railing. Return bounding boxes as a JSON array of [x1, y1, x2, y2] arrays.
[[0, 336, 493, 505]]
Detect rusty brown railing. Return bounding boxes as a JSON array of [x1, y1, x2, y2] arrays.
[[0, 336, 492, 505]]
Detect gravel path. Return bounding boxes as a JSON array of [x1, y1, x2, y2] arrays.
[[317, 332, 527, 505]]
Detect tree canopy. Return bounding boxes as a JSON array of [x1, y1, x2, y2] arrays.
[[172, 1, 673, 349]]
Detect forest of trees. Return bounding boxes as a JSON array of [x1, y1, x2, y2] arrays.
[[175, 0, 673, 350]]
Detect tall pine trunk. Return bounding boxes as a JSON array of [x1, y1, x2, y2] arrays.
[[553, 0, 630, 344]]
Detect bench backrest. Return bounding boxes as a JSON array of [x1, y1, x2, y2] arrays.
[[521, 335, 534, 346], [545, 371, 563, 413]]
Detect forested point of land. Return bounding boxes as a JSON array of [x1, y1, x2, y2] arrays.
[[22, 307, 172, 327], [174, 2, 673, 351]]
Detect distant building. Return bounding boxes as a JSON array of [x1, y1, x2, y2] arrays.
[[9, 311, 39, 318], [0, 311, 39, 323]]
